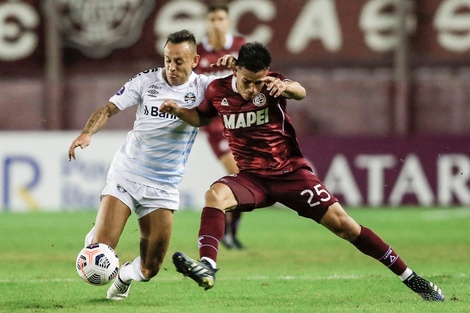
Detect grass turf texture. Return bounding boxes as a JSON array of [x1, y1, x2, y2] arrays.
[[0, 207, 468, 313]]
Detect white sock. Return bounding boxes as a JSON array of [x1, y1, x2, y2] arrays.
[[84, 227, 95, 247], [201, 257, 217, 269], [399, 267, 413, 281], [119, 256, 147, 283]]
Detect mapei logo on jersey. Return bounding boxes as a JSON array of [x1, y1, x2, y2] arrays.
[[252, 93, 267, 107], [51, 0, 155, 58], [222, 107, 269, 129], [184, 92, 196, 105], [115, 86, 125, 96]]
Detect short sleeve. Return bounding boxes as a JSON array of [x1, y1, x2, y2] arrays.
[[109, 74, 145, 110]]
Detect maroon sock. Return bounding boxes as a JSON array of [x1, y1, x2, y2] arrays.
[[198, 207, 225, 262], [352, 226, 407, 275]]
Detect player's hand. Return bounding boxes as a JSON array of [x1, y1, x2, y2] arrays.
[[211, 54, 236, 69], [261, 76, 286, 98], [160, 100, 180, 115], [68, 133, 91, 161]]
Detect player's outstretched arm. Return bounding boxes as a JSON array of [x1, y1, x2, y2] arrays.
[[283, 81, 306, 100], [68, 102, 120, 161], [160, 100, 212, 127], [261, 76, 306, 100]]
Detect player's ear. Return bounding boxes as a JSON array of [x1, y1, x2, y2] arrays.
[[192, 54, 200, 69]]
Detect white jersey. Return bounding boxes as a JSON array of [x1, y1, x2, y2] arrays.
[[108, 68, 215, 188]]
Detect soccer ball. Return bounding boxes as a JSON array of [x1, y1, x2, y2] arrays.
[[76, 243, 119, 286]]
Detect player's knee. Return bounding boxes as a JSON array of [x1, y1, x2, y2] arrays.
[[335, 217, 361, 242], [204, 186, 225, 207], [321, 210, 361, 242], [335, 226, 358, 242]]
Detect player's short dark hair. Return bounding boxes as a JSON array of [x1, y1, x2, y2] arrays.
[[236, 42, 272, 73], [165, 29, 197, 53], [207, 3, 229, 14]]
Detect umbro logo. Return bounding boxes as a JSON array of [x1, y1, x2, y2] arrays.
[[221, 98, 229, 106]]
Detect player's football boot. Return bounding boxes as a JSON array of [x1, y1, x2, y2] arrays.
[[232, 237, 245, 250], [403, 272, 444, 301], [107, 262, 132, 300], [221, 233, 236, 249], [172, 252, 218, 290], [221, 234, 245, 250]]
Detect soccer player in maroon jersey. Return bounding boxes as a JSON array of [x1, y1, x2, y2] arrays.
[[196, 3, 246, 250], [159, 42, 444, 301]]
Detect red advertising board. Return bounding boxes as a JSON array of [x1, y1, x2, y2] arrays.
[[1, 0, 470, 75]]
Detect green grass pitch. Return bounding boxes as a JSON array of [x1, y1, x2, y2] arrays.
[[0, 207, 469, 313]]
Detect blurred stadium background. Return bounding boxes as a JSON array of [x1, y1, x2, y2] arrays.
[[1, 0, 469, 212]]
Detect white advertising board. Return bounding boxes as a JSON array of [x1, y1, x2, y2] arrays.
[[0, 131, 224, 212]]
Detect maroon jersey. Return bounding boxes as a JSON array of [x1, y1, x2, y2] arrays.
[[196, 34, 245, 157], [196, 34, 245, 77], [198, 72, 310, 175]]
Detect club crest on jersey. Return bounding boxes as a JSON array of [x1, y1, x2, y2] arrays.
[[184, 92, 196, 105], [252, 93, 266, 107]]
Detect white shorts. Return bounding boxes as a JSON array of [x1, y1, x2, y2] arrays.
[[100, 174, 180, 219]]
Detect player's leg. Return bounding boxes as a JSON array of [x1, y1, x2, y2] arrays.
[[137, 208, 174, 279], [107, 208, 174, 300], [173, 182, 234, 290], [91, 196, 131, 301], [173, 173, 271, 289], [91, 195, 131, 249], [87, 174, 135, 248], [228, 210, 244, 249], [278, 168, 444, 301], [198, 182, 238, 263], [218, 146, 243, 249], [107, 181, 177, 300], [90, 197, 133, 301], [320, 202, 444, 301], [221, 212, 236, 249]]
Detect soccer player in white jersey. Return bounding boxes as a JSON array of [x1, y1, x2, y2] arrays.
[[68, 30, 226, 300]]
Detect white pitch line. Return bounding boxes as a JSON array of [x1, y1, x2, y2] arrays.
[[1, 273, 458, 284], [0, 274, 362, 284], [423, 208, 470, 221]]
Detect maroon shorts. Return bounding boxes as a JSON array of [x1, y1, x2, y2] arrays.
[[214, 167, 338, 223]]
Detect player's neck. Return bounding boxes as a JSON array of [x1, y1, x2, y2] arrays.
[[208, 33, 226, 51]]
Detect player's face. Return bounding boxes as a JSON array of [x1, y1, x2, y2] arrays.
[[163, 41, 199, 86], [234, 67, 269, 100], [207, 10, 230, 37]]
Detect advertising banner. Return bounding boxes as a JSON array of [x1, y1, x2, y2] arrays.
[[0, 131, 224, 212], [300, 136, 470, 207], [1, 132, 468, 212], [2, 0, 470, 74]]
